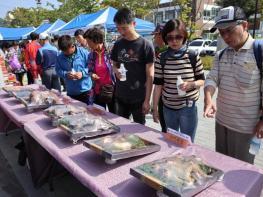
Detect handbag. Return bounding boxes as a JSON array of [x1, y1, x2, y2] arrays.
[[98, 84, 114, 104]]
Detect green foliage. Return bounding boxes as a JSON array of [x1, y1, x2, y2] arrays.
[[101, 0, 159, 18], [200, 56, 214, 70], [215, 0, 263, 18], [3, 0, 100, 27], [56, 0, 100, 22]]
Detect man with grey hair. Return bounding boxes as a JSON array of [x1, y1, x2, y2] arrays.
[[36, 33, 61, 91], [204, 6, 263, 164]]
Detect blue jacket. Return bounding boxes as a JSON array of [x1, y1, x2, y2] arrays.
[[36, 43, 58, 70], [55, 47, 92, 96]]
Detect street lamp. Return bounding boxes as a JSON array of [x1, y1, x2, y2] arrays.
[[252, 0, 259, 38], [36, 0, 41, 8]]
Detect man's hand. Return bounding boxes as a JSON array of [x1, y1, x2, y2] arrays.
[[203, 101, 217, 118], [75, 72, 82, 80], [152, 109, 159, 123], [142, 100, 150, 115], [67, 71, 75, 80], [113, 67, 122, 80], [254, 120, 263, 138]]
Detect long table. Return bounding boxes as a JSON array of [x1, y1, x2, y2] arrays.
[[0, 89, 263, 196]]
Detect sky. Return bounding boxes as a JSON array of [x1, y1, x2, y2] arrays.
[[0, 0, 60, 18]]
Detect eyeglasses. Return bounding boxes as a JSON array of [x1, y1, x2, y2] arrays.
[[166, 35, 184, 42], [219, 22, 243, 37]]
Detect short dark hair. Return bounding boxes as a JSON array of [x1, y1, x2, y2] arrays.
[[12, 41, 19, 46], [53, 35, 59, 41], [58, 35, 74, 51], [83, 28, 104, 44], [162, 19, 188, 45], [19, 41, 26, 49], [2, 42, 10, 49], [113, 8, 134, 24], [30, 32, 39, 40], [74, 29, 84, 37]]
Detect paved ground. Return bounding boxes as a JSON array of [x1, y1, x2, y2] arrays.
[[0, 72, 263, 196]]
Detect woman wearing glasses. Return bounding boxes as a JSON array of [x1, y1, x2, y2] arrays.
[[152, 19, 205, 141]]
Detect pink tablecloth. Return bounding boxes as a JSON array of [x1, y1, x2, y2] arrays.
[[23, 110, 263, 197], [0, 90, 43, 130]]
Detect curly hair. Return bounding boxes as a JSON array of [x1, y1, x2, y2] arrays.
[[83, 27, 104, 44]]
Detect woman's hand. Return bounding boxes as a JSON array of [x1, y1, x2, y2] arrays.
[[179, 81, 195, 91], [92, 73, 100, 80]]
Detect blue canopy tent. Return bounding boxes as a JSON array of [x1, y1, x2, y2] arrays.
[[54, 7, 155, 36], [0, 26, 35, 40], [46, 19, 66, 34], [33, 22, 52, 34]]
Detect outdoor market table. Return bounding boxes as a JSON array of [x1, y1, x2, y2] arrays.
[[0, 87, 43, 132], [0, 87, 263, 196], [22, 109, 263, 197]]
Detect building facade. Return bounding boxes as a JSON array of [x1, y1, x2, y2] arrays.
[[148, 0, 220, 39]]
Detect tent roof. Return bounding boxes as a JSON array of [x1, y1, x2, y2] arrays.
[[34, 22, 52, 34], [56, 7, 155, 35], [47, 19, 66, 33], [0, 26, 35, 40]]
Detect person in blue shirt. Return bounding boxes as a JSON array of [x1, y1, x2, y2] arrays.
[[55, 35, 93, 105], [36, 33, 61, 91]]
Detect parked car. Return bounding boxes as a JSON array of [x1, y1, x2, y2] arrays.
[[188, 39, 212, 56], [204, 40, 217, 56]]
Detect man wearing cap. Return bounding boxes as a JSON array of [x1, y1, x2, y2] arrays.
[[203, 6, 263, 164], [152, 23, 167, 132], [36, 33, 61, 91], [152, 23, 167, 57]]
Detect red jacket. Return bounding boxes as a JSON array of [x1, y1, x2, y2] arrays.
[[25, 40, 41, 79]]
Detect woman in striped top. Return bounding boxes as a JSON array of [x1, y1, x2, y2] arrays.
[[152, 19, 205, 141]]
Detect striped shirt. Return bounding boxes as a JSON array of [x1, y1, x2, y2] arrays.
[[154, 51, 205, 110], [205, 35, 261, 134]]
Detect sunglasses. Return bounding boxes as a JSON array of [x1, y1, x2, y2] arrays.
[[166, 35, 184, 42]]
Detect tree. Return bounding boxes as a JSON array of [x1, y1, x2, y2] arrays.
[[101, 0, 159, 18], [171, 0, 203, 39], [5, 7, 59, 27], [216, 0, 263, 18], [55, 0, 100, 21]]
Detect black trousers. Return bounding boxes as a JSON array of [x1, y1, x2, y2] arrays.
[[94, 94, 115, 113], [27, 71, 34, 85], [68, 90, 93, 105], [158, 99, 166, 132], [115, 98, 145, 125]]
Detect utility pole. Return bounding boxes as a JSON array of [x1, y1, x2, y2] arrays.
[[252, 0, 259, 38]]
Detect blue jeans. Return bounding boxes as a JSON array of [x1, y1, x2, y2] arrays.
[[163, 102, 198, 142]]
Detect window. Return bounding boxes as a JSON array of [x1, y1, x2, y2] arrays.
[[155, 12, 163, 24], [203, 10, 211, 20], [165, 10, 175, 20], [211, 8, 219, 17], [189, 41, 203, 46]]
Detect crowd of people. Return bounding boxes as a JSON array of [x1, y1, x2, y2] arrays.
[[0, 6, 263, 165]]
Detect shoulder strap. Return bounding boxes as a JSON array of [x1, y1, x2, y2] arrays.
[[218, 47, 227, 61], [160, 50, 168, 72], [187, 49, 197, 70], [253, 40, 263, 78], [253, 39, 263, 110]]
